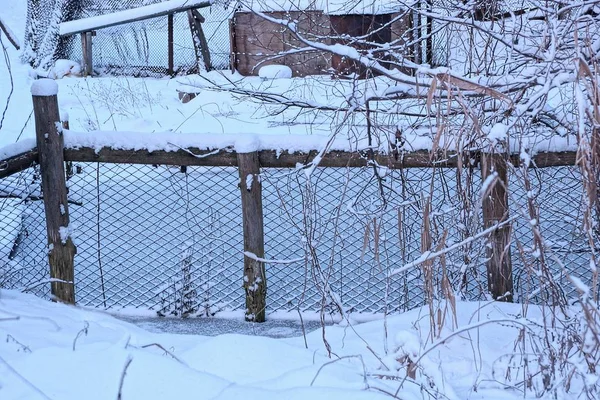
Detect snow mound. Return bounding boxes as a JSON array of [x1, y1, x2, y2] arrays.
[[258, 65, 293, 79], [48, 59, 82, 79]]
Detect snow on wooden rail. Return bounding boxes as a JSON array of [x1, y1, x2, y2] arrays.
[[61, 146, 579, 169], [0, 144, 581, 180], [59, 0, 213, 36]]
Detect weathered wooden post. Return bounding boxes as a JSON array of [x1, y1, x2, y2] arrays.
[[481, 148, 513, 302], [31, 79, 77, 304], [237, 150, 266, 322], [168, 14, 174, 75], [81, 31, 93, 77]]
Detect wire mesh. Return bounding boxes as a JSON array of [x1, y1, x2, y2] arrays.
[[0, 167, 50, 299], [510, 165, 592, 302], [25, 0, 234, 75], [0, 161, 596, 315]]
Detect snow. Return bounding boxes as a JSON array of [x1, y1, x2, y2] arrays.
[[30, 79, 59, 96], [58, 225, 73, 244], [0, 289, 575, 400], [47, 59, 81, 80], [0, 139, 36, 160], [488, 122, 508, 144], [59, 0, 214, 36], [63, 130, 353, 154], [259, 65, 293, 79], [234, 133, 261, 153]]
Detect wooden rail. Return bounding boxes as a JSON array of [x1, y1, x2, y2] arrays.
[[0, 147, 581, 177], [0, 149, 38, 179], [59, 0, 212, 36], [62, 147, 579, 169]]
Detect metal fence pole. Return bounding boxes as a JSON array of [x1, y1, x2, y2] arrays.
[[31, 79, 77, 304], [237, 151, 266, 322]]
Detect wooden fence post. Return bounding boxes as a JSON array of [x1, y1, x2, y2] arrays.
[[81, 31, 93, 77], [481, 150, 513, 302], [31, 79, 77, 304], [237, 151, 266, 322], [168, 14, 174, 75]]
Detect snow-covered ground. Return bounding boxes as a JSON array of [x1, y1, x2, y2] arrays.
[[0, 289, 569, 400]]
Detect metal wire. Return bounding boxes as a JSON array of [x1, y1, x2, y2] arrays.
[[0, 162, 594, 314]]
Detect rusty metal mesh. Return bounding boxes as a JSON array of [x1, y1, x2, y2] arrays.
[[0, 162, 595, 314]]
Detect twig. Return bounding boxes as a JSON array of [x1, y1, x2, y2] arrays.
[[139, 343, 188, 366], [388, 215, 518, 277], [72, 321, 89, 351], [0, 354, 54, 400], [310, 354, 368, 388], [243, 251, 304, 265], [21, 278, 74, 293], [166, 142, 233, 159], [116, 355, 133, 400]]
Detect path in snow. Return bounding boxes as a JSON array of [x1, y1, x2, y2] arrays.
[[119, 315, 326, 338]]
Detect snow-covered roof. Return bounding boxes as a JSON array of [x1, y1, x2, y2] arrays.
[[234, 0, 408, 16]]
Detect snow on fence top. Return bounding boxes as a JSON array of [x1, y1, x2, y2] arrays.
[[0, 139, 36, 160], [0, 130, 579, 164], [59, 0, 213, 36], [236, 0, 407, 15], [30, 79, 59, 96], [63, 130, 354, 154], [60, 130, 577, 157]]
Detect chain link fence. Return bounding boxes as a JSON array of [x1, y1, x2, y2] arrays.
[[0, 158, 593, 315], [24, 0, 233, 74], [69, 0, 234, 74]]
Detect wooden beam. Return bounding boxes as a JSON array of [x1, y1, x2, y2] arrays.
[[509, 151, 578, 168], [0, 150, 38, 179], [237, 151, 266, 322], [64, 147, 239, 166], [61, 147, 580, 169], [59, 0, 212, 37], [0, 18, 20, 50], [62, 147, 463, 168], [187, 9, 212, 72], [31, 80, 76, 304]]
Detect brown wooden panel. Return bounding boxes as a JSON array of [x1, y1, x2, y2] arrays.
[[283, 11, 331, 76], [233, 11, 286, 75], [233, 11, 332, 77], [390, 12, 414, 75], [330, 14, 393, 77]]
